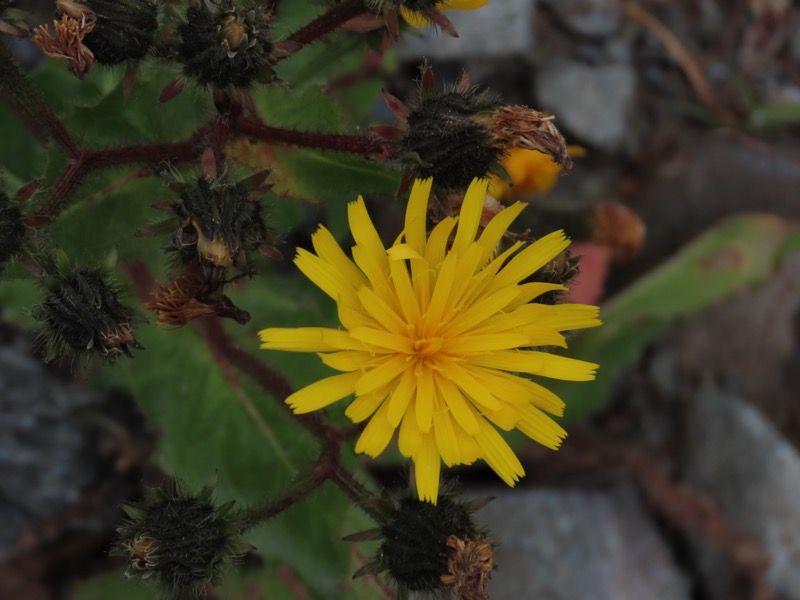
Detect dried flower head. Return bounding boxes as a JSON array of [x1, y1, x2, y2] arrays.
[[32, 13, 96, 78], [178, 0, 276, 89], [57, 0, 158, 65], [32, 261, 143, 365], [375, 64, 570, 195], [113, 475, 246, 599], [144, 267, 251, 328]]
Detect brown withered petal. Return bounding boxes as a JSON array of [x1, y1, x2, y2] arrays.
[[440, 535, 494, 600], [144, 271, 250, 328], [487, 105, 572, 174], [31, 14, 96, 78], [592, 201, 646, 261]]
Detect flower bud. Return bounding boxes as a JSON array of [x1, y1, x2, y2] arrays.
[[114, 476, 246, 598], [375, 64, 571, 195], [32, 263, 143, 365], [146, 173, 275, 282], [347, 489, 494, 598], [178, 1, 276, 89]]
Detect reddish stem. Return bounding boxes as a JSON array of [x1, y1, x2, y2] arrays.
[[0, 44, 79, 157], [235, 116, 387, 157], [238, 469, 329, 530], [282, 0, 368, 55]]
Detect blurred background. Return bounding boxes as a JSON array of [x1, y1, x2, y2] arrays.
[[3, 0, 800, 598]]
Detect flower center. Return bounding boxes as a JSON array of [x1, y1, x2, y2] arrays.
[[411, 337, 443, 364]]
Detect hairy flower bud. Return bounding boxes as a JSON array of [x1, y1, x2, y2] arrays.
[[375, 64, 571, 195], [347, 489, 494, 598], [32, 262, 143, 365], [146, 173, 275, 282], [178, 1, 275, 89], [114, 476, 246, 598], [0, 192, 24, 276]]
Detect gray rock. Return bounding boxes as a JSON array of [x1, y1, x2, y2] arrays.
[[477, 485, 690, 599], [536, 60, 637, 153], [547, 0, 621, 38], [682, 382, 800, 599], [397, 0, 536, 60]]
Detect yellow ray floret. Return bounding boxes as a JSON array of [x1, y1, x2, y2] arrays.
[[259, 177, 601, 503], [400, 0, 489, 28]]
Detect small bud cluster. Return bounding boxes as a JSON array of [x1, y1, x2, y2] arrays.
[[178, 1, 276, 89], [32, 262, 143, 365], [114, 477, 245, 599]]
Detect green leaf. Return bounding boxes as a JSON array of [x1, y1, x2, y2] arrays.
[[553, 214, 799, 421]]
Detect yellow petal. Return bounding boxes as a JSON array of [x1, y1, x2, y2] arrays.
[[350, 327, 412, 354], [442, 0, 488, 9], [476, 201, 526, 265], [348, 197, 388, 270], [405, 178, 433, 255], [388, 254, 422, 323], [416, 366, 435, 433], [414, 432, 441, 504], [517, 404, 567, 450], [319, 350, 375, 372], [507, 282, 567, 308], [423, 250, 458, 332], [469, 350, 598, 381], [442, 285, 520, 338], [352, 244, 390, 292], [433, 408, 461, 466], [355, 401, 396, 457], [311, 226, 367, 290], [434, 374, 481, 434], [398, 398, 421, 456], [442, 332, 532, 354], [259, 327, 360, 352], [424, 216, 458, 270], [295, 249, 359, 306], [345, 390, 386, 423], [354, 354, 409, 396], [285, 371, 360, 414], [357, 287, 408, 336], [474, 419, 525, 487], [490, 230, 569, 289], [436, 357, 502, 412], [387, 367, 416, 427], [454, 423, 483, 464], [451, 178, 487, 256]]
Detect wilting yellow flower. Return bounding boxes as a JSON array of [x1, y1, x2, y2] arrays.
[[259, 178, 600, 503], [400, 0, 488, 28], [489, 146, 586, 201]]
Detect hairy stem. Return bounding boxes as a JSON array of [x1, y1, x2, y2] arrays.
[[235, 116, 387, 157], [0, 43, 79, 156], [282, 0, 368, 55], [238, 469, 329, 531]]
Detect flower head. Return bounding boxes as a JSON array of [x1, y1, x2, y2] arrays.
[[365, 0, 487, 39], [259, 178, 600, 503]]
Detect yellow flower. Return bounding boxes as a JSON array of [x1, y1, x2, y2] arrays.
[[400, 0, 488, 28], [259, 178, 600, 503]]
